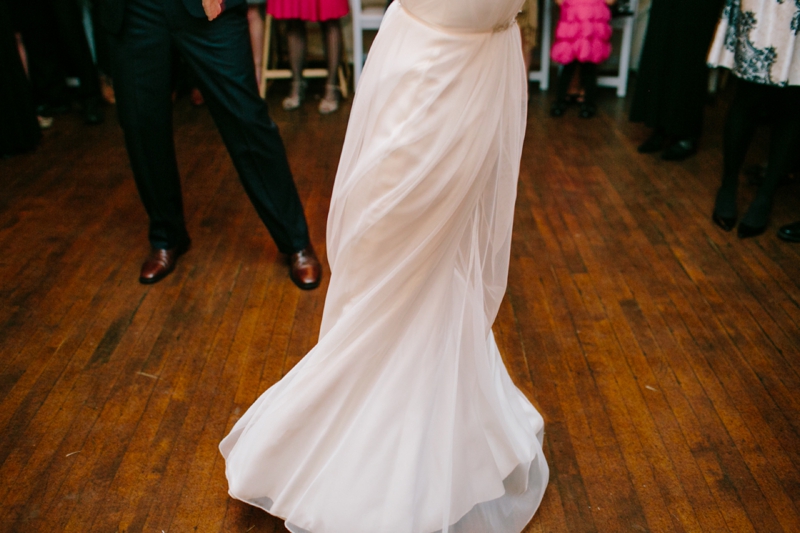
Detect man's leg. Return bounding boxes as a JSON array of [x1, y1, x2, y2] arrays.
[[111, 0, 191, 282], [170, 4, 311, 256]]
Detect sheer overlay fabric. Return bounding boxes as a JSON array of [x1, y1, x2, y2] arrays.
[[220, 1, 549, 531]]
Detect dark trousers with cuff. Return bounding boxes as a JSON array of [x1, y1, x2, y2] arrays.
[[110, 0, 310, 253]]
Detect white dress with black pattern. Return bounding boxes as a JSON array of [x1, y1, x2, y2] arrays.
[[708, 0, 800, 86]]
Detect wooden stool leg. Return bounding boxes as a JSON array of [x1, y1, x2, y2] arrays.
[[259, 14, 273, 99], [338, 64, 349, 99]]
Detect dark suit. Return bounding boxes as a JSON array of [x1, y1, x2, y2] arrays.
[[101, 0, 310, 253], [99, 0, 246, 34]]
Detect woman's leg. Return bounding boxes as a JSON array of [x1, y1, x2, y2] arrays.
[[578, 62, 597, 118], [286, 19, 306, 81], [320, 18, 341, 86], [739, 86, 800, 235], [712, 80, 762, 228], [247, 4, 265, 86], [282, 19, 306, 110], [551, 61, 578, 116], [318, 18, 342, 114], [555, 62, 578, 102]]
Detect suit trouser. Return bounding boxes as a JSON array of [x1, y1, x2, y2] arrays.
[[110, 0, 310, 253]]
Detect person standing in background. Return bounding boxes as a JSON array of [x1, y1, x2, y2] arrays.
[[708, 0, 800, 239], [550, 0, 616, 119], [0, 0, 40, 157], [630, 0, 724, 161], [99, 0, 322, 288], [268, 0, 348, 114], [15, 0, 105, 124]]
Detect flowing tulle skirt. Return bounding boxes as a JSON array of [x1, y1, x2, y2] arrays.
[[220, 3, 549, 532]]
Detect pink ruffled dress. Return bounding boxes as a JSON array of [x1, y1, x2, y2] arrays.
[[551, 0, 613, 64], [267, 0, 350, 22]]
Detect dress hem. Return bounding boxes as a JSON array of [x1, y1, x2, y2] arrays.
[[226, 447, 548, 533]]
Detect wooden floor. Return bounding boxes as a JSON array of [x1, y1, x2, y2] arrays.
[[1, 80, 799, 533]]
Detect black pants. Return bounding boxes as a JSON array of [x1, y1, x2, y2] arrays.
[[14, 0, 101, 106], [90, 0, 113, 77], [0, 0, 40, 156], [110, 0, 310, 253]]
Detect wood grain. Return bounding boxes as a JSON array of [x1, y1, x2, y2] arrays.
[[1, 79, 798, 532]]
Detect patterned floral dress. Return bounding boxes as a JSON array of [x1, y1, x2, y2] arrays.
[[708, 0, 800, 86]]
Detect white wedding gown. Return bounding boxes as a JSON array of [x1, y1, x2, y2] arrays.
[[219, 1, 549, 531]]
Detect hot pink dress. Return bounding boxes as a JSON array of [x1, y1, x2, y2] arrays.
[[551, 0, 612, 64], [267, 0, 350, 22]]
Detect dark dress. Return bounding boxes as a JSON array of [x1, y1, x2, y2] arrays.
[[630, 0, 725, 139], [0, 0, 39, 157]]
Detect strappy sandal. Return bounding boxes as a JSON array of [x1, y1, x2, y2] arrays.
[[282, 80, 307, 111], [318, 84, 341, 115]]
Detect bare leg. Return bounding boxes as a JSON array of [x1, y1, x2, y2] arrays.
[[282, 19, 307, 110], [15, 33, 29, 77], [321, 19, 342, 85], [247, 5, 265, 87], [286, 19, 306, 82]]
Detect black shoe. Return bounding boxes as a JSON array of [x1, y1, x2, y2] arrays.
[[578, 102, 596, 119], [737, 222, 767, 239], [712, 212, 737, 232], [637, 129, 667, 153], [777, 221, 800, 242], [661, 140, 697, 161], [550, 100, 567, 117], [82, 97, 104, 125]]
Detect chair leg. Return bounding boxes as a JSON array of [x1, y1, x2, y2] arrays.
[[338, 64, 349, 99], [616, 17, 634, 97], [353, 20, 363, 88], [259, 14, 273, 99]]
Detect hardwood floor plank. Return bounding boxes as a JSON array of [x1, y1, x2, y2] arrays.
[[1, 86, 799, 533]]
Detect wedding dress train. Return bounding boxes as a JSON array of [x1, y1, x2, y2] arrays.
[[219, 1, 549, 531]]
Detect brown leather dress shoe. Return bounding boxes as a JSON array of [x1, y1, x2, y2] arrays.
[[139, 245, 188, 285], [289, 246, 322, 290]]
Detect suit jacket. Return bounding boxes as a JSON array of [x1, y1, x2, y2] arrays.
[[99, 0, 246, 34]]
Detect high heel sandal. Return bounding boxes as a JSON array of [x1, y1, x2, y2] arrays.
[[318, 84, 341, 115], [282, 80, 307, 111]]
